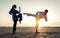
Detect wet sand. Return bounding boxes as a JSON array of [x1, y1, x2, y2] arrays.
[[0, 27, 60, 38]]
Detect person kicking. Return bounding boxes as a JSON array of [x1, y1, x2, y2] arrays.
[[23, 9, 48, 33]]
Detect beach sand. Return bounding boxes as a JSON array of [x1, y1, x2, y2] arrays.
[[0, 27, 60, 38]]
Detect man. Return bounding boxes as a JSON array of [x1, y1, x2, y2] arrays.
[[23, 9, 48, 33], [9, 5, 22, 34]]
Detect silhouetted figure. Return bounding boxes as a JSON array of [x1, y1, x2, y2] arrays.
[[9, 5, 22, 34], [23, 9, 48, 33]]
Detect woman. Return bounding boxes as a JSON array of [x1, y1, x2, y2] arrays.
[[9, 5, 22, 34]]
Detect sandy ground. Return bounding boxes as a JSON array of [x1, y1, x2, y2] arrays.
[[0, 27, 60, 38]]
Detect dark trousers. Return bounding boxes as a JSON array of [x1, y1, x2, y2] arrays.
[[18, 13, 22, 21], [13, 20, 17, 33]]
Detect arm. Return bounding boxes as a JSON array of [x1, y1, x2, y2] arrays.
[[19, 7, 21, 13], [9, 8, 20, 15], [44, 15, 48, 22], [9, 9, 13, 15], [15, 10, 19, 14], [43, 12, 48, 22], [23, 13, 36, 17]]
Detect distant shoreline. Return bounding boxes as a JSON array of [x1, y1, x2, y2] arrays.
[[0, 26, 60, 28]]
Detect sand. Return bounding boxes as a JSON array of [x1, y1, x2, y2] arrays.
[[0, 27, 60, 38]]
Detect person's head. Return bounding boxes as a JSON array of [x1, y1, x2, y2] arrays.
[[44, 9, 48, 15], [44, 9, 48, 13], [12, 4, 16, 9]]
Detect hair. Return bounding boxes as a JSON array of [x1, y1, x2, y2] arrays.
[[45, 9, 48, 12], [44, 9, 48, 15], [12, 4, 16, 8]]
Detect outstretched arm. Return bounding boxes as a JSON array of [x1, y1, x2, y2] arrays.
[[23, 13, 36, 17]]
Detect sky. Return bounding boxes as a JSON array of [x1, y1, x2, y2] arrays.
[[0, 0, 60, 27]]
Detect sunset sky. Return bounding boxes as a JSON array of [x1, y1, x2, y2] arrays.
[[0, 0, 60, 27]]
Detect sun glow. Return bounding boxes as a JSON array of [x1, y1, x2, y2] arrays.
[[39, 19, 47, 27]]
